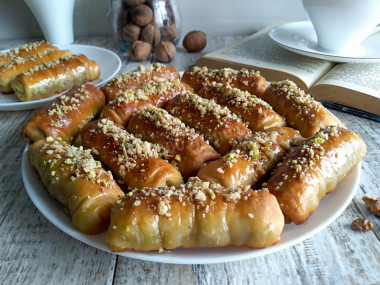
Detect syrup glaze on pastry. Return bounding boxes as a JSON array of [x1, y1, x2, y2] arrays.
[[106, 178, 284, 252], [28, 137, 124, 234]]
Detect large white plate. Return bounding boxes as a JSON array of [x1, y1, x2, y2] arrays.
[[0, 44, 121, 111], [21, 144, 361, 264], [269, 21, 380, 63]]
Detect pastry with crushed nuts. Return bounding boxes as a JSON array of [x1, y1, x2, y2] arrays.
[[198, 127, 301, 189], [81, 118, 184, 188], [0, 49, 72, 93], [181, 66, 268, 96], [101, 78, 191, 126], [0, 41, 58, 66], [127, 106, 220, 178], [106, 178, 284, 252], [11, 54, 100, 102], [197, 82, 286, 131], [261, 80, 343, 137], [266, 126, 366, 225], [22, 84, 106, 143], [101, 63, 180, 101], [166, 91, 252, 154], [28, 137, 124, 234]]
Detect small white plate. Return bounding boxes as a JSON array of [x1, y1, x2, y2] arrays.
[[269, 21, 380, 63], [0, 44, 121, 111], [21, 144, 361, 264]]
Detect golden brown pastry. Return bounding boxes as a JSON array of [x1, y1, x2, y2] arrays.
[[197, 82, 286, 131], [22, 84, 106, 143], [11, 54, 100, 101], [28, 137, 124, 234], [260, 80, 343, 137], [106, 178, 284, 252], [166, 91, 252, 154], [127, 106, 220, 178], [265, 126, 366, 225], [0, 41, 58, 66], [197, 127, 302, 189], [0, 49, 72, 93], [101, 79, 191, 127], [101, 63, 180, 101], [81, 118, 184, 188], [181, 66, 268, 96]]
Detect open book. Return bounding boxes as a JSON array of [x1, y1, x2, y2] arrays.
[[195, 27, 380, 117]]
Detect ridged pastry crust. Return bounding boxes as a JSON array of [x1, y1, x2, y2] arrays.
[[81, 118, 184, 188], [11, 54, 100, 101], [166, 91, 252, 154], [22, 84, 106, 143], [197, 127, 302, 188], [101, 64, 180, 101], [265, 126, 366, 224], [28, 137, 124, 234], [0, 41, 58, 66], [181, 66, 268, 96], [101, 79, 191, 127], [0, 49, 72, 93], [127, 106, 219, 178], [197, 82, 286, 131], [106, 178, 284, 252], [261, 80, 343, 137]]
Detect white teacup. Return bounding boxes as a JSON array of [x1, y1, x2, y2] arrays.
[[302, 0, 380, 52], [24, 0, 76, 45]]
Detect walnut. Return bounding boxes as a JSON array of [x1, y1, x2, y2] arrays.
[[117, 10, 128, 28], [131, 4, 153, 26], [362, 194, 380, 216], [160, 25, 178, 41], [123, 0, 145, 6], [155, 41, 176, 63], [129, 41, 152, 61], [351, 218, 373, 231], [122, 23, 141, 43], [140, 24, 161, 47], [183, 30, 207, 52]]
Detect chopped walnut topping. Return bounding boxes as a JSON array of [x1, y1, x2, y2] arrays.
[[189, 66, 262, 88], [115, 79, 186, 105], [351, 219, 373, 232], [107, 63, 165, 85], [40, 137, 115, 188], [116, 177, 256, 217]]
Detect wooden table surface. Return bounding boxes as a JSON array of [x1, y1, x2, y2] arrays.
[[0, 36, 379, 285]]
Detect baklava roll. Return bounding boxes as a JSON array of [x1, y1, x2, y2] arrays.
[[181, 66, 267, 96], [265, 126, 366, 225], [106, 178, 284, 252], [101, 79, 190, 127], [0, 41, 58, 66], [81, 118, 183, 188], [197, 83, 286, 131], [261, 80, 343, 137], [127, 107, 220, 178], [22, 84, 106, 143], [11, 54, 100, 101], [28, 137, 124, 234], [0, 49, 72, 93], [101, 63, 180, 101], [197, 127, 302, 189], [166, 91, 252, 154]]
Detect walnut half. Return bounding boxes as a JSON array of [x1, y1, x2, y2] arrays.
[[351, 218, 373, 232], [362, 194, 380, 216]]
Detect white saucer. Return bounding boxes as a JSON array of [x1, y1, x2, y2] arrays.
[[269, 21, 380, 63], [0, 44, 121, 111]]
